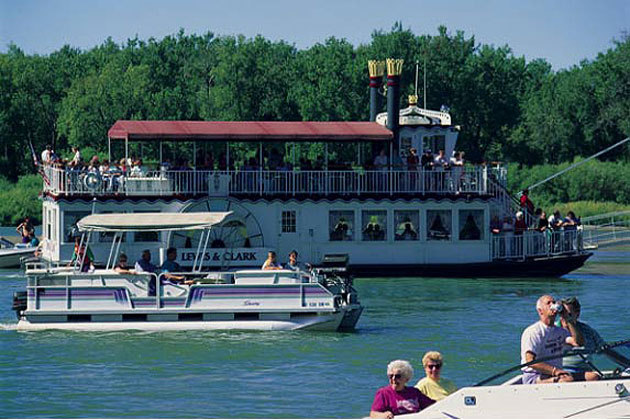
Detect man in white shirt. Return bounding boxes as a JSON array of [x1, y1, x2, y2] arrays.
[[41, 144, 52, 164], [521, 294, 583, 384]]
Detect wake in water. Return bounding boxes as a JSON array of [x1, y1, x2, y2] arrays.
[[0, 322, 17, 330]]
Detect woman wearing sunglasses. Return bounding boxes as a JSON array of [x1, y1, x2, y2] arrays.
[[370, 360, 434, 418], [415, 351, 457, 401]]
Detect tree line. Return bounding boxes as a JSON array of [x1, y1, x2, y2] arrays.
[[1, 24, 628, 191]]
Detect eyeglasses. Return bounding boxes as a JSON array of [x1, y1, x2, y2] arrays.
[[426, 364, 442, 370], [387, 373, 403, 380]]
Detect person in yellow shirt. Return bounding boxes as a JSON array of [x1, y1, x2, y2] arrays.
[[415, 351, 457, 401]]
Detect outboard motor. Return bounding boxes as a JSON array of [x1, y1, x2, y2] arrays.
[[12, 291, 27, 319]]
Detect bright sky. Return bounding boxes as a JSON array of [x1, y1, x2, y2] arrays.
[[1, 0, 628, 70]]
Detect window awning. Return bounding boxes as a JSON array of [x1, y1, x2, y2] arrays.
[[107, 120, 393, 142], [77, 212, 233, 232]]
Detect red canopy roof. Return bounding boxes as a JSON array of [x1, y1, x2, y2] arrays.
[[107, 120, 393, 142]]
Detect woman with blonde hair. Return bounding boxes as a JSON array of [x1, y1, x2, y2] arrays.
[[261, 251, 283, 270], [415, 351, 457, 401], [370, 360, 434, 418]]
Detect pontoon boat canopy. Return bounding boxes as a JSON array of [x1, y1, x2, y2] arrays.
[[77, 212, 233, 232], [107, 120, 393, 142]]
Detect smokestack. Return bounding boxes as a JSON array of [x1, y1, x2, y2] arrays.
[[368, 60, 385, 122], [386, 58, 404, 142]]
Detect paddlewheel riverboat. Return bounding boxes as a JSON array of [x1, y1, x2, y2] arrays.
[[37, 59, 590, 277]]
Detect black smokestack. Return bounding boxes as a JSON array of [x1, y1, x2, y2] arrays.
[[386, 58, 403, 142], [368, 60, 385, 122]]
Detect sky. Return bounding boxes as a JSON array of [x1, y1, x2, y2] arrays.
[[1, 0, 629, 70]]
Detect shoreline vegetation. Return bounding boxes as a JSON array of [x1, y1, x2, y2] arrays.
[[1, 24, 628, 223]]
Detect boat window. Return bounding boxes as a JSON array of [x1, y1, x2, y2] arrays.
[[362, 210, 387, 241], [281, 210, 296, 233], [394, 210, 419, 241], [422, 135, 446, 154], [427, 210, 452, 241], [63, 211, 90, 243], [329, 210, 354, 241], [459, 210, 485, 240]]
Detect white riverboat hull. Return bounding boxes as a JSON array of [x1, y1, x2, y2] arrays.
[[405, 377, 630, 418]]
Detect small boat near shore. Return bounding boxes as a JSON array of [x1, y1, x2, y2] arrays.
[[12, 212, 363, 331], [404, 340, 630, 419], [0, 237, 36, 269]]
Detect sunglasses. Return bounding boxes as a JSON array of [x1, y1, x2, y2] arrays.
[[426, 364, 442, 370], [387, 373, 403, 380]]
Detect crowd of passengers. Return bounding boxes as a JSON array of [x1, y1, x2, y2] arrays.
[[489, 188, 583, 255], [41, 144, 480, 192], [368, 294, 628, 417]]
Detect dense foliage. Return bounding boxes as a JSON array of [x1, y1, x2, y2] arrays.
[[1, 24, 629, 223]]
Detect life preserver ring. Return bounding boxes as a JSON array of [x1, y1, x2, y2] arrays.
[[84, 172, 102, 191]]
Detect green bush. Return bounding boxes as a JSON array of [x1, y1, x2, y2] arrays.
[[0, 175, 43, 226], [507, 159, 630, 208]]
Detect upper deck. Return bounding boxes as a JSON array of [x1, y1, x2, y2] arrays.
[[42, 165, 507, 199]]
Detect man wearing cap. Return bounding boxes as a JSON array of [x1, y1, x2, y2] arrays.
[[520, 294, 584, 384], [561, 297, 629, 380]]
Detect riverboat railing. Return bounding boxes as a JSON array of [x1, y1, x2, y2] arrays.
[[42, 166, 507, 198], [491, 229, 584, 260]]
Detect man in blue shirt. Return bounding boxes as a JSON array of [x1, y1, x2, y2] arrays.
[[161, 247, 188, 284]]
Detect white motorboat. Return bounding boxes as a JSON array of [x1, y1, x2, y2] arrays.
[[404, 340, 630, 418], [0, 237, 36, 269], [12, 212, 363, 331]]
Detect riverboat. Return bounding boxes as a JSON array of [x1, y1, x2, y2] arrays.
[[36, 59, 590, 277], [13, 212, 362, 331], [405, 340, 630, 418]]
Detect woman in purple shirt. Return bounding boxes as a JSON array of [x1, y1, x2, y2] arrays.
[[370, 360, 434, 418]]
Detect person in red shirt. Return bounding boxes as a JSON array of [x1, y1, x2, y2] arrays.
[[370, 360, 434, 418], [520, 189, 535, 216]]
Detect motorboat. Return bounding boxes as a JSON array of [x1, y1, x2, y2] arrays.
[[0, 237, 36, 269], [404, 340, 630, 418], [12, 212, 363, 331]]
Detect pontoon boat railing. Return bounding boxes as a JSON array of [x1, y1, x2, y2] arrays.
[[491, 229, 584, 260], [42, 166, 507, 198]]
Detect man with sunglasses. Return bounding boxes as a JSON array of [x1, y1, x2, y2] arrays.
[[415, 351, 457, 401]]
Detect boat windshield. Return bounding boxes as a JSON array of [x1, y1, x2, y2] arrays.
[[475, 339, 630, 386]]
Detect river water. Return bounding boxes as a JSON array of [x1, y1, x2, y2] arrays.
[[1, 251, 628, 418]]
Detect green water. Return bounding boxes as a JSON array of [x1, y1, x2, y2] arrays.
[[1, 254, 628, 418]]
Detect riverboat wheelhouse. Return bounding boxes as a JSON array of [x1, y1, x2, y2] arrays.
[[38, 59, 591, 277]]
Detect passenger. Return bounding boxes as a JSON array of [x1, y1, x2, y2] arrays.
[[135, 249, 157, 273], [490, 215, 501, 234], [69, 146, 82, 167], [41, 144, 52, 165], [28, 232, 39, 247], [16, 217, 34, 244], [415, 351, 457, 401], [261, 251, 283, 270], [520, 294, 583, 384], [399, 222, 418, 240], [520, 188, 535, 216], [68, 237, 94, 273], [514, 211, 527, 235], [535, 209, 548, 232], [135, 249, 158, 296], [373, 148, 388, 171], [420, 149, 433, 169], [161, 247, 191, 284], [433, 149, 449, 168], [114, 253, 135, 274], [370, 359, 434, 418], [284, 250, 307, 272], [559, 297, 630, 380]]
